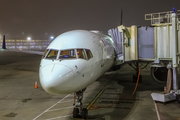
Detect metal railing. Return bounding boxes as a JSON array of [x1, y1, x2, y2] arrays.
[[145, 10, 180, 26]]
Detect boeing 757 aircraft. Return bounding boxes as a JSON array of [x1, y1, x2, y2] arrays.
[[39, 30, 115, 119]]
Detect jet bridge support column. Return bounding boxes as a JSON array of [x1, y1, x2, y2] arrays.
[[172, 12, 180, 102], [173, 67, 180, 103], [173, 68, 179, 90]]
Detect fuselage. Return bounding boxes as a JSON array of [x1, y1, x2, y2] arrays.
[[39, 30, 115, 94]]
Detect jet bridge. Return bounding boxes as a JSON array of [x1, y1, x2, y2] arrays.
[[109, 9, 180, 103]]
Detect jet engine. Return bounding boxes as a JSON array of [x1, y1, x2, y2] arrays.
[[151, 67, 168, 84]]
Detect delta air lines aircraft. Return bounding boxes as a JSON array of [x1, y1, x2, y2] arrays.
[[39, 30, 115, 118]]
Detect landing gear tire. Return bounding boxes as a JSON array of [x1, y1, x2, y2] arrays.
[[73, 108, 79, 118], [176, 95, 180, 103], [82, 108, 88, 119], [73, 88, 88, 119]]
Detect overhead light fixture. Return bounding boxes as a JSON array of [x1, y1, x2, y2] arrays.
[[50, 36, 54, 40], [27, 37, 31, 40]]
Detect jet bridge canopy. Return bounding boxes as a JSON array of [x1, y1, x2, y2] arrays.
[[108, 28, 123, 57], [109, 26, 155, 64]]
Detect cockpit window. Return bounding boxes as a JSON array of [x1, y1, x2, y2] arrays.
[[85, 49, 93, 59], [46, 50, 58, 59], [59, 49, 76, 59], [42, 49, 49, 59], [77, 49, 86, 59]]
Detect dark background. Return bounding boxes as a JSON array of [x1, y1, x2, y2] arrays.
[[0, 0, 180, 39]]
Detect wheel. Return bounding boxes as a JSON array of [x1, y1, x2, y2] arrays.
[[73, 108, 79, 118], [176, 95, 180, 103], [82, 108, 88, 119]]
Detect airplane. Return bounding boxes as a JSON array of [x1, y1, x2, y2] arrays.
[[39, 30, 115, 119]]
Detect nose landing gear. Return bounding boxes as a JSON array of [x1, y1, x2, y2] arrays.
[[73, 88, 88, 119]]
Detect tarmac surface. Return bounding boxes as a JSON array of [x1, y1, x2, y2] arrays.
[[0, 50, 180, 120]]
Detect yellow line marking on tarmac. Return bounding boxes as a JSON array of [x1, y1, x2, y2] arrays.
[[87, 79, 112, 110]]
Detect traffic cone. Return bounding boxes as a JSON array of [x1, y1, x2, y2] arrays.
[[164, 86, 166, 94], [35, 81, 38, 89]]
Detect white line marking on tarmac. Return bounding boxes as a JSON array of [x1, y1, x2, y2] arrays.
[[45, 115, 71, 120], [60, 100, 74, 103], [154, 101, 161, 120], [47, 106, 74, 112], [33, 94, 71, 120]]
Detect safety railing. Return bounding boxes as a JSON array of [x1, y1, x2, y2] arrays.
[[145, 10, 180, 26]]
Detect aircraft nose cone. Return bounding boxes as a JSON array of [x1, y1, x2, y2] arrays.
[[39, 64, 74, 94]]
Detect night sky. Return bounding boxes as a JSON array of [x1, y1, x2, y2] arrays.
[[0, 0, 180, 39]]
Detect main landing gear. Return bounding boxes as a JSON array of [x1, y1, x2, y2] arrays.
[[73, 88, 88, 119]]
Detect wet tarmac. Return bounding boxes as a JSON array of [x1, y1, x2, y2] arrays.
[[0, 50, 180, 120]]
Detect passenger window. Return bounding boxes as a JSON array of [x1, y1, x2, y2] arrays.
[[59, 49, 76, 59], [42, 49, 49, 59], [46, 50, 58, 59], [85, 49, 93, 59], [77, 49, 86, 59]]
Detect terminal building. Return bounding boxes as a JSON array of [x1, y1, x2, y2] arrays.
[[0, 39, 52, 51]]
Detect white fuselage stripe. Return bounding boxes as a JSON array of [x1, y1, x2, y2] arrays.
[[32, 94, 70, 120]]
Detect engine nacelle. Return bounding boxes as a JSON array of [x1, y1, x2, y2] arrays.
[[151, 67, 168, 84]]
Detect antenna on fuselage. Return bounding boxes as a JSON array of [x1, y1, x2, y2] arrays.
[[120, 9, 123, 25]]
